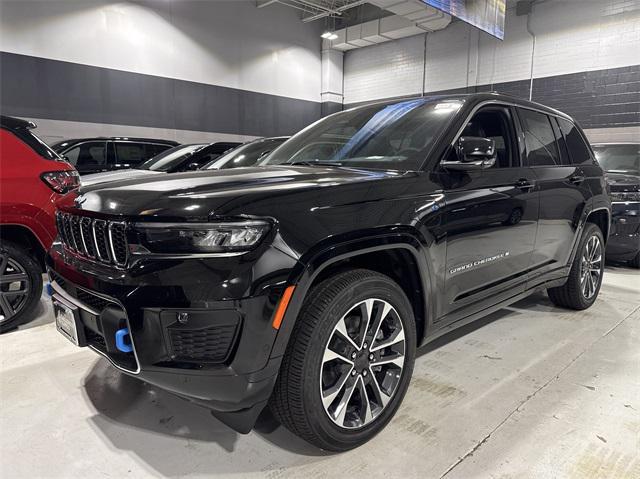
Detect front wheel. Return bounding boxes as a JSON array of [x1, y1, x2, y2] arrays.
[[269, 269, 416, 451], [547, 223, 604, 310]]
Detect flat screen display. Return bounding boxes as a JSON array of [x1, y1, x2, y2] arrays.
[[422, 0, 506, 40]]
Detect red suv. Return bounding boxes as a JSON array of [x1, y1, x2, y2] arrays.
[[0, 116, 79, 332]]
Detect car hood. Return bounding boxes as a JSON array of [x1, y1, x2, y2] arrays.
[[605, 172, 640, 191], [66, 165, 404, 218], [81, 169, 163, 187]]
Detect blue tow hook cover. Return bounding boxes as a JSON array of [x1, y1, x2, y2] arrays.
[[45, 282, 54, 296], [115, 328, 133, 353]]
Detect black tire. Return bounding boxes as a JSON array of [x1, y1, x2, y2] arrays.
[[0, 240, 43, 333], [269, 269, 416, 452], [547, 223, 604, 310], [629, 252, 640, 269]]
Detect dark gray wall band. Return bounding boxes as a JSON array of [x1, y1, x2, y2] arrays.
[[0, 51, 322, 137], [346, 64, 640, 129]]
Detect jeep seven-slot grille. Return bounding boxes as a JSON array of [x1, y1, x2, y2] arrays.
[[56, 212, 128, 267]]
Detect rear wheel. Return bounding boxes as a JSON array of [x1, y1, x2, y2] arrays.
[[547, 223, 604, 310], [0, 241, 43, 333], [269, 269, 416, 451]]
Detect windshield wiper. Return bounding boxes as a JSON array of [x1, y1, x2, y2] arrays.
[[288, 160, 343, 167]]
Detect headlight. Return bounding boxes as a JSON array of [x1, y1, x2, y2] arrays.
[[611, 191, 640, 202], [132, 221, 270, 254]]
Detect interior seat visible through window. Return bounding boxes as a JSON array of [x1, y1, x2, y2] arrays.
[[459, 108, 515, 168]]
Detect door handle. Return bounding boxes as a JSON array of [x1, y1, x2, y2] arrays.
[[569, 175, 585, 185], [515, 178, 535, 191]]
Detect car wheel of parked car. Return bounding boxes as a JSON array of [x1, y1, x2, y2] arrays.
[[0, 241, 43, 333], [629, 252, 640, 269], [547, 223, 604, 310], [270, 269, 416, 451]]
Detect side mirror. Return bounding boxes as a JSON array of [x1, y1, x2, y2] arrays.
[[442, 136, 497, 171], [186, 162, 200, 171]]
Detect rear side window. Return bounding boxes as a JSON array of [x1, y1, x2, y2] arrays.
[[114, 142, 148, 166], [64, 141, 107, 168], [557, 118, 593, 165], [518, 109, 560, 167]]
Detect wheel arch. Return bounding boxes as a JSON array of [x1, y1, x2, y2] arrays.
[[270, 232, 435, 357], [585, 207, 610, 243], [0, 224, 46, 271]]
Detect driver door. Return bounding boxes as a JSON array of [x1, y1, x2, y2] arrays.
[[438, 105, 539, 322]]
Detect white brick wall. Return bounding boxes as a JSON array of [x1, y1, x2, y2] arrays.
[[344, 0, 640, 103], [344, 35, 425, 104]]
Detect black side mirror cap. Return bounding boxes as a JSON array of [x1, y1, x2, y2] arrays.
[[442, 136, 497, 171]]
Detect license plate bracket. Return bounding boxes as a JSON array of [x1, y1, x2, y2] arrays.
[[53, 295, 87, 347]]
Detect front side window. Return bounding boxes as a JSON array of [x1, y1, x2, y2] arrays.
[[261, 98, 463, 171], [457, 107, 517, 168], [519, 109, 560, 167], [64, 142, 107, 168], [557, 118, 593, 165]]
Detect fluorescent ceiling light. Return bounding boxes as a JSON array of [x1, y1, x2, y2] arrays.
[[321, 31, 338, 40]]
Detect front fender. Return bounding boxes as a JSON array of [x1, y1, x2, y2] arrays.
[[269, 229, 435, 358]]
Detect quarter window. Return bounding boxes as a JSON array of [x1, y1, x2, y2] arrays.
[[519, 109, 560, 167], [557, 118, 593, 165]]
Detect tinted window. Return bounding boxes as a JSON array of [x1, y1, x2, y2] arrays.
[[146, 143, 173, 158], [64, 142, 107, 168], [593, 144, 639, 175], [459, 107, 517, 168], [549, 117, 571, 165], [519, 109, 560, 166], [262, 98, 463, 171], [206, 138, 288, 170], [138, 144, 205, 172], [558, 118, 593, 165], [114, 142, 148, 166]]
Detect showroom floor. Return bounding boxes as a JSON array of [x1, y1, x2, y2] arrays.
[[1, 266, 638, 479]]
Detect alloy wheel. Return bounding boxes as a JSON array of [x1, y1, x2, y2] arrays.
[[0, 253, 31, 323], [580, 235, 602, 300], [320, 298, 405, 429]]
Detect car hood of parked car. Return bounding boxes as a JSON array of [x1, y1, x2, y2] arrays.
[[605, 171, 640, 191], [81, 169, 164, 187], [63, 165, 406, 219]]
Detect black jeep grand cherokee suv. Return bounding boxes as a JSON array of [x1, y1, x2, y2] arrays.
[[48, 94, 610, 451]]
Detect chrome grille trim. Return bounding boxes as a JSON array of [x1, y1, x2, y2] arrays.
[[56, 212, 128, 267]]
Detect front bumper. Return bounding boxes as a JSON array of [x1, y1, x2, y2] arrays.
[[46, 241, 295, 429], [606, 202, 640, 260]]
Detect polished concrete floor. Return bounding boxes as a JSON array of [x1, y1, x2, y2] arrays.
[[1, 266, 638, 478]]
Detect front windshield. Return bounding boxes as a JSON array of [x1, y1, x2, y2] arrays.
[[204, 137, 287, 170], [593, 144, 639, 175], [137, 144, 205, 172], [261, 98, 463, 171]]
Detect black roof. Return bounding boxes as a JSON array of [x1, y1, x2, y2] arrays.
[[347, 92, 573, 121], [0, 115, 36, 130]]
